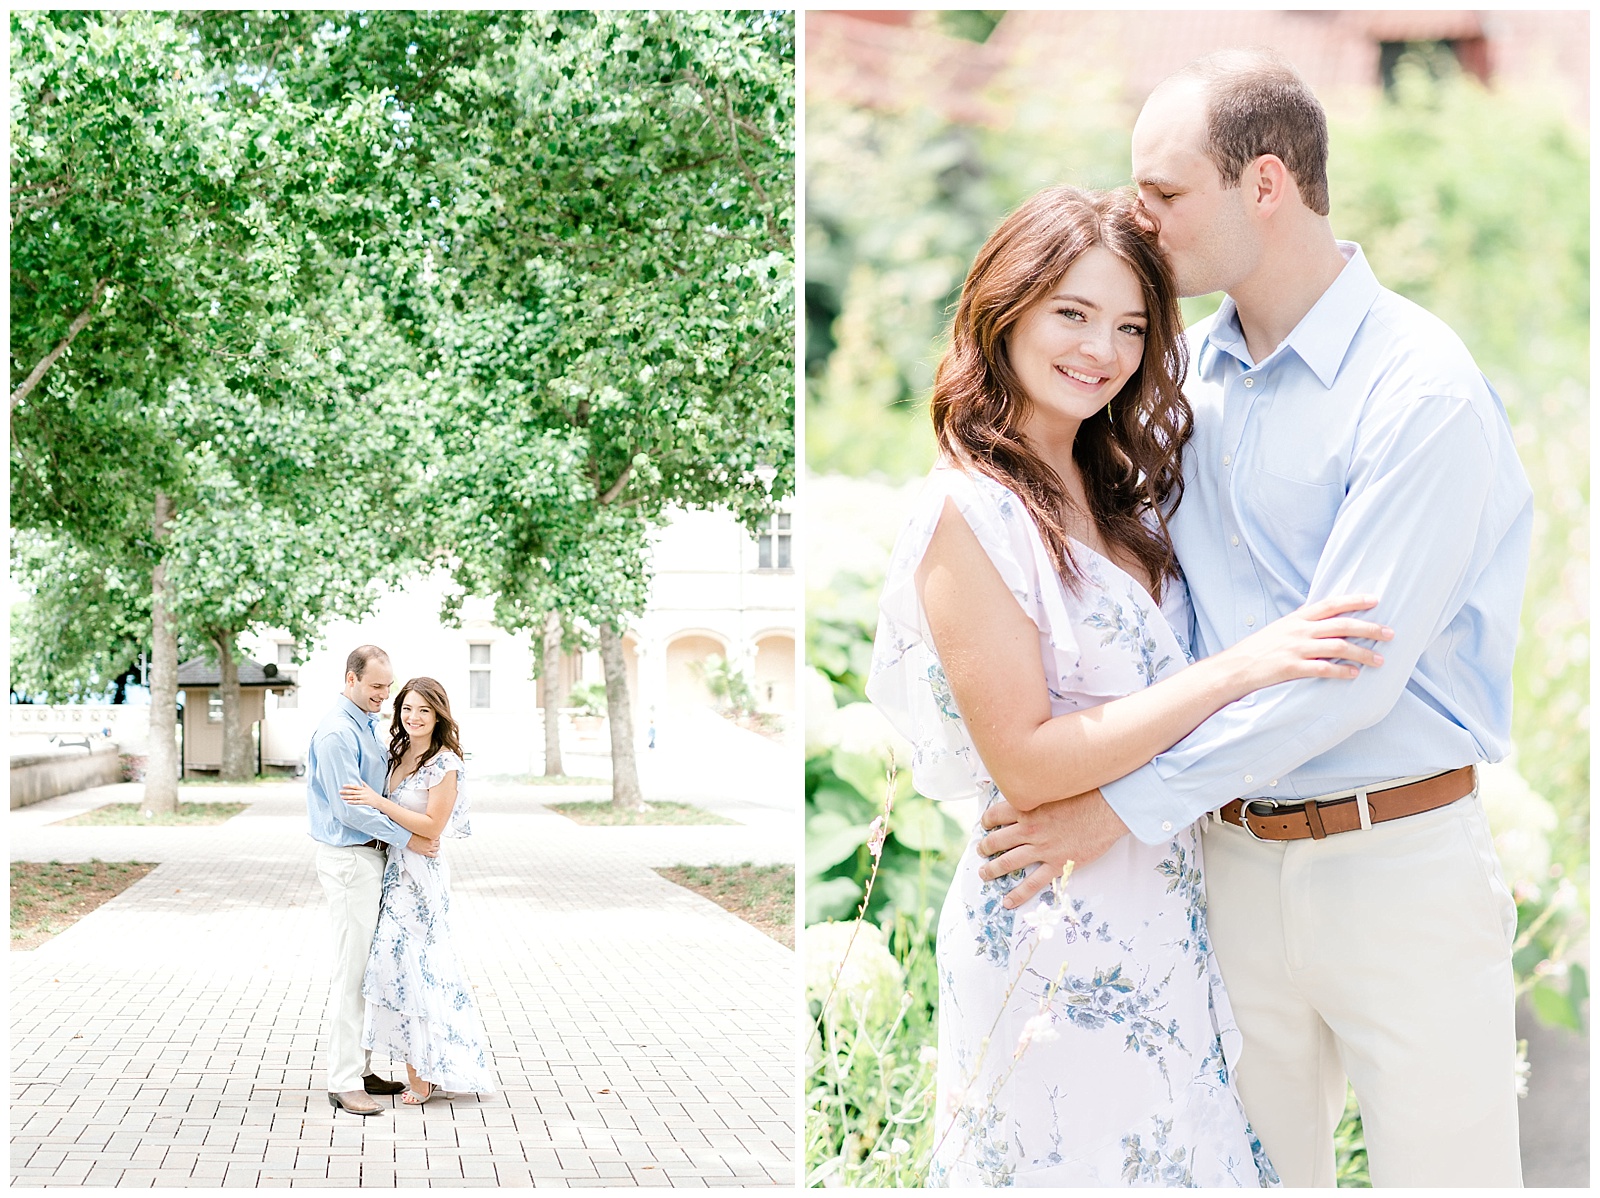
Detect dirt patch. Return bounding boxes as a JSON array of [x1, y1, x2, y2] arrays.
[[11, 859, 158, 950], [657, 862, 795, 948], [549, 799, 735, 826], [53, 801, 248, 826]]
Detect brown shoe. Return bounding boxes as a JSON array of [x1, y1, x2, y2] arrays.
[[328, 1089, 384, 1116], [363, 1073, 406, 1095]]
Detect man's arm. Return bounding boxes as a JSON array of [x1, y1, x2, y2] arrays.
[[1101, 391, 1525, 841], [978, 393, 1525, 907], [311, 729, 411, 848]]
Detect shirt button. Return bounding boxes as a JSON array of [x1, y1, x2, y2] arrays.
[[1244, 614, 1256, 627], [1243, 377, 1255, 388], [1244, 775, 1254, 785], [1222, 454, 1232, 466], [1270, 780, 1278, 787], [1230, 535, 1240, 547], [1161, 821, 1173, 832]]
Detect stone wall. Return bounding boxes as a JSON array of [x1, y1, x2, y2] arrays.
[[9, 742, 124, 809]]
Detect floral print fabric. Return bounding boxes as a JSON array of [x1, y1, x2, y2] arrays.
[[868, 465, 1276, 1188], [361, 749, 496, 1094]]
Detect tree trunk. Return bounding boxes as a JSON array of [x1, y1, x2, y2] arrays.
[[217, 634, 253, 781], [539, 609, 565, 777], [144, 492, 180, 814], [599, 621, 642, 810]]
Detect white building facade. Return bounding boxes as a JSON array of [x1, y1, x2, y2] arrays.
[[243, 504, 796, 777]]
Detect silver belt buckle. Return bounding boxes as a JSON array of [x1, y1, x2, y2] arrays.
[[1239, 796, 1292, 842]]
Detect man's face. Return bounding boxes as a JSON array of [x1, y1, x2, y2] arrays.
[[1131, 80, 1261, 299], [345, 658, 393, 714]]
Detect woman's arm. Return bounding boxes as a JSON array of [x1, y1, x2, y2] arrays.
[[916, 498, 1391, 812], [340, 769, 458, 840]]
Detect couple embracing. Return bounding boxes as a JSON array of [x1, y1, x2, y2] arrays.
[[869, 51, 1528, 1187], [307, 644, 496, 1114]]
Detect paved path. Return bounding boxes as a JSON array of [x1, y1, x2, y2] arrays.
[[11, 720, 796, 1188]]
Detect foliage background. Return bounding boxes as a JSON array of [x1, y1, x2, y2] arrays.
[[11, 10, 795, 802], [804, 20, 1588, 1188]]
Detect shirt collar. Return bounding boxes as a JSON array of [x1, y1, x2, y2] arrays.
[[338, 694, 378, 729], [1196, 241, 1380, 389]]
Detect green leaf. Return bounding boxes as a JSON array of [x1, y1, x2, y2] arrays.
[[1529, 977, 1583, 1031], [810, 777, 872, 822], [889, 797, 953, 853], [830, 749, 899, 810], [806, 810, 868, 877], [806, 875, 862, 924]]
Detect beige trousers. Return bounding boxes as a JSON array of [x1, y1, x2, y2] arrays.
[[315, 842, 387, 1093], [1203, 791, 1523, 1188]]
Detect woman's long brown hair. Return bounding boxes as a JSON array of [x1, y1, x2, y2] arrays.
[[387, 676, 465, 774], [930, 186, 1192, 600]]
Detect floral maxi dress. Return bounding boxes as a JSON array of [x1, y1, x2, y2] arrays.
[[361, 749, 496, 1094], [867, 465, 1277, 1188]]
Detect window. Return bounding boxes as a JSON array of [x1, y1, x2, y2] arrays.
[[207, 693, 223, 723], [469, 643, 491, 709], [1378, 39, 1486, 91], [756, 511, 792, 571], [276, 642, 299, 709]]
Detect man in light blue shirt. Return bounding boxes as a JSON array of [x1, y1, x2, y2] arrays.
[[309, 644, 438, 1116], [979, 51, 1528, 1186]]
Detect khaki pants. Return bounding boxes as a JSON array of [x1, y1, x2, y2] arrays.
[[1203, 792, 1522, 1188], [315, 842, 386, 1093]]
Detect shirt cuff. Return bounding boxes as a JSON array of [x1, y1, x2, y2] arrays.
[[1101, 763, 1193, 845]]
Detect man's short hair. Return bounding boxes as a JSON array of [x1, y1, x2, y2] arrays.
[[345, 645, 390, 680], [1173, 48, 1331, 217]]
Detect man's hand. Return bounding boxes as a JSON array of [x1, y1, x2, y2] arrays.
[[406, 833, 440, 858], [977, 788, 1129, 908]]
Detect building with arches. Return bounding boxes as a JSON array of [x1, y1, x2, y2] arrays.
[[242, 503, 796, 777]]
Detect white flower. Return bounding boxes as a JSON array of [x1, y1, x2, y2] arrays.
[[803, 920, 906, 1029], [866, 815, 887, 859], [804, 668, 841, 757], [1020, 905, 1059, 941], [1017, 1012, 1059, 1052], [834, 701, 914, 763], [1479, 756, 1557, 890], [918, 1044, 938, 1065], [889, 1138, 910, 1155], [1514, 1039, 1531, 1099]]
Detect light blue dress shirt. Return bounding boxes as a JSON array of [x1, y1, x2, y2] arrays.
[[1102, 243, 1533, 844], [306, 695, 410, 848]]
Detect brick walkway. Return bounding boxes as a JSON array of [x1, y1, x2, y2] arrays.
[[11, 722, 796, 1188]]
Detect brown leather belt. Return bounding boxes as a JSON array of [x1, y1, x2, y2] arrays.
[[1217, 766, 1476, 842]]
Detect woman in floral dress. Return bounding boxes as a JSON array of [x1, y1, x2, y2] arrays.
[[867, 187, 1391, 1186], [341, 676, 495, 1104]]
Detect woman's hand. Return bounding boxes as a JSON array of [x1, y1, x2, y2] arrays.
[[1215, 593, 1393, 697], [340, 781, 384, 810]]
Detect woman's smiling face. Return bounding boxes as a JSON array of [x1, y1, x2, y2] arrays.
[[400, 694, 437, 745], [1008, 245, 1148, 441]]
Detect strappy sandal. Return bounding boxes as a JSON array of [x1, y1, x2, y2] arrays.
[[401, 1082, 435, 1106]]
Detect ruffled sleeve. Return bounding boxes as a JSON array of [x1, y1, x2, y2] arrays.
[[865, 464, 1084, 800], [418, 749, 472, 839]]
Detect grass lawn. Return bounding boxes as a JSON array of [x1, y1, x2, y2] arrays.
[[658, 862, 794, 948], [548, 799, 735, 826], [11, 859, 158, 950], [54, 802, 249, 827]]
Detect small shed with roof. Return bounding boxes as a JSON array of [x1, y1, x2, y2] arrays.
[[176, 656, 298, 775]]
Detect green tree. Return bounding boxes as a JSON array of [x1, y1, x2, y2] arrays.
[[11, 11, 418, 801], [10, 530, 150, 703], [193, 11, 796, 804]]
